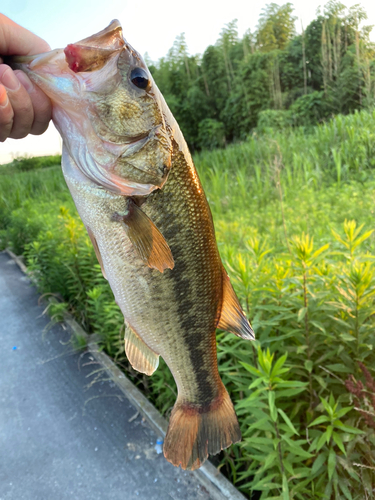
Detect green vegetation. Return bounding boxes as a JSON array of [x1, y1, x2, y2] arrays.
[[0, 154, 62, 174], [1, 108, 374, 498], [148, 1, 375, 150]]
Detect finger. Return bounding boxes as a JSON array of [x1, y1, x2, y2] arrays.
[[0, 84, 14, 141], [0, 65, 34, 139], [15, 70, 52, 135], [0, 14, 50, 57]]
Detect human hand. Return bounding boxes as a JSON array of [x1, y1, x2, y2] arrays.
[[0, 14, 52, 141]]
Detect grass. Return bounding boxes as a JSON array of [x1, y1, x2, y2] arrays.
[[1, 109, 375, 499]]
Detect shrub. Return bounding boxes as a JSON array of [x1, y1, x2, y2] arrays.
[[197, 118, 226, 149], [257, 109, 293, 132], [289, 91, 329, 126]]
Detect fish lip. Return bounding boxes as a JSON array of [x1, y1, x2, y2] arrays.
[[74, 19, 124, 50], [7, 48, 64, 73], [28, 49, 64, 69]]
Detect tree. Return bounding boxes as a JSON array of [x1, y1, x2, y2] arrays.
[[221, 52, 272, 139], [256, 3, 297, 52], [201, 45, 229, 115]]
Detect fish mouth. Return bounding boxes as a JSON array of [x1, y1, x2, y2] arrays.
[[9, 20, 125, 67], [7, 20, 128, 90]]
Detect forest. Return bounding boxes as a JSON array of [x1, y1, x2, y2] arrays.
[[147, 1, 375, 150]]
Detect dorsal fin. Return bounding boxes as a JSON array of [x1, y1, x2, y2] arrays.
[[86, 226, 107, 280], [112, 199, 174, 273], [124, 322, 159, 376], [217, 269, 255, 340]]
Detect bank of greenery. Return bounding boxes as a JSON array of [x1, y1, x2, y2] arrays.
[[1, 110, 375, 499]]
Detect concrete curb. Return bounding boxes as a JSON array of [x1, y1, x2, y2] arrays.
[[5, 249, 248, 500], [5, 248, 28, 274]]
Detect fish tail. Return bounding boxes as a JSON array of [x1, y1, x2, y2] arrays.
[[163, 386, 241, 470]]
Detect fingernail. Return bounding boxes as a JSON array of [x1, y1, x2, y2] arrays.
[[15, 71, 34, 92], [1, 68, 21, 91], [0, 85, 8, 108]]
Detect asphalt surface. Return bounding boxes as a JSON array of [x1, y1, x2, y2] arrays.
[[0, 252, 215, 500]]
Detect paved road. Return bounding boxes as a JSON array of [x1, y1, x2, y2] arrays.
[[0, 252, 216, 500]]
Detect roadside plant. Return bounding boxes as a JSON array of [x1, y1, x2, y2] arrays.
[[308, 393, 364, 498], [345, 363, 375, 496], [237, 349, 311, 499]]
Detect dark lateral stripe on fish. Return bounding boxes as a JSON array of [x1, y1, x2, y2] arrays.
[[168, 239, 219, 405]]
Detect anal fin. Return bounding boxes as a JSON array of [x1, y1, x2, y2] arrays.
[[86, 226, 107, 280], [217, 269, 255, 340], [112, 199, 174, 273], [124, 322, 159, 376]]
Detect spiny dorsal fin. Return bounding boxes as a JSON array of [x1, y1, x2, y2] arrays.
[[124, 322, 159, 376], [86, 225, 107, 280], [112, 200, 174, 273], [217, 269, 255, 340]]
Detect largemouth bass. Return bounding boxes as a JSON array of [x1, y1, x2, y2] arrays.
[[11, 20, 255, 470]]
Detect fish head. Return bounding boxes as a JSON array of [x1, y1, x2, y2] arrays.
[[12, 20, 172, 196]]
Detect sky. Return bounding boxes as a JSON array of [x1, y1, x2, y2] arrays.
[[1, 0, 375, 164]]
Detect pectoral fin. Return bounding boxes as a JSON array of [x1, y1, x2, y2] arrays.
[[217, 269, 255, 340], [112, 199, 174, 273], [124, 322, 159, 376], [86, 226, 107, 280]]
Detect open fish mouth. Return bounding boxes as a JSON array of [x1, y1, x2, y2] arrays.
[[7, 23, 124, 96], [9, 19, 126, 69]]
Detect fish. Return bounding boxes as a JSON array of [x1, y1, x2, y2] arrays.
[[10, 20, 255, 470]]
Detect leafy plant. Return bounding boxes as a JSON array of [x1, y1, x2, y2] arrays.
[[238, 349, 311, 499], [308, 393, 364, 498]]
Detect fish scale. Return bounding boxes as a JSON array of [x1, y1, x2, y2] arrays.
[[10, 19, 255, 470], [66, 144, 223, 404]]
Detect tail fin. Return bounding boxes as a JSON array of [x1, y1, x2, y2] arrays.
[[163, 388, 241, 470]]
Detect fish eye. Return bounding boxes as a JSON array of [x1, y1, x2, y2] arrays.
[[130, 67, 150, 90]]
